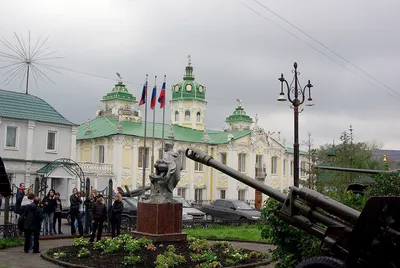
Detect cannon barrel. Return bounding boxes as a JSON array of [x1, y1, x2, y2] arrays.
[[315, 165, 400, 175], [185, 148, 358, 228]]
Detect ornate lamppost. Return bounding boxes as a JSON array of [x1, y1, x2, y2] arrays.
[[277, 62, 314, 187]]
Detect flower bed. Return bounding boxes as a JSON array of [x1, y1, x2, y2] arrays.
[[44, 235, 271, 268]]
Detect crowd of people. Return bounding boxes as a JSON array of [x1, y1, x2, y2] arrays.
[[14, 183, 125, 253]]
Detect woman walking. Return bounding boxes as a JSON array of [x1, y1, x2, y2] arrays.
[[42, 189, 57, 236], [53, 193, 63, 235], [90, 195, 107, 243], [110, 193, 124, 238], [70, 188, 83, 237], [84, 189, 97, 234]]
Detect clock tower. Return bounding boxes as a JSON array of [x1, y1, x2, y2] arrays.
[[170, 56, 207, 130]]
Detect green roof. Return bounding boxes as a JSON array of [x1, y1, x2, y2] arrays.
[[102, 82, 137, 103], [77, 117, 251, 144], [225, 106, 253, 123], [285, 147, 308, 156], [0, 89, 75, 126], [171, 62, 206, 102]]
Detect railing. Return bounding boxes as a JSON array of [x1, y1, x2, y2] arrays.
[[0, 223, 18, 238], [78, 162, 113, 176]]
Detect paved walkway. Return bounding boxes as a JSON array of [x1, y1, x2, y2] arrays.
[[0, 238, 275, 268]]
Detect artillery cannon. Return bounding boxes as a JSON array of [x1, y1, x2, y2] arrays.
[[186, 148, 400, 268]]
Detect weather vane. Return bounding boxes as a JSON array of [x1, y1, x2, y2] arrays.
[[187, 55, 191, 66], [236, 98, 243, 107], [116, 72, 123, 82], [0, 32, 61, 94]]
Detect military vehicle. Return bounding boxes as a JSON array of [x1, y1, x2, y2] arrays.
[[185, 148, 400, 268]]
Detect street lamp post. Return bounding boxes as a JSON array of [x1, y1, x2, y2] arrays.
[[277, 62, 314, 187]]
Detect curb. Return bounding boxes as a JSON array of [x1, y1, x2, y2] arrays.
[[205, 238, 274, 245], [39, 234, 109, 240], [41, 250, 273, 268]]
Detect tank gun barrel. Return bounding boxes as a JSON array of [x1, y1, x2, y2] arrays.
[[315, 165, 400, 175]]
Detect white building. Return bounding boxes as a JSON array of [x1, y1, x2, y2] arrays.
[[0, 89, 78, 203]]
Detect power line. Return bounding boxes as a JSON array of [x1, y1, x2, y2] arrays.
[[251, 0, 400, 98], [235, 0, 400, 102]]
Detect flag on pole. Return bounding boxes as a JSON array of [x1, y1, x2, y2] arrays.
[[139, 80, 148, 106], [150, 84, 157, 110], [158, 78, 166, 109]]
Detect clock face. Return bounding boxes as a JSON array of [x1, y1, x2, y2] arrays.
[[186, 84, 192, 91], [174, 85, 179, 92], [199, 86, 203, 93]]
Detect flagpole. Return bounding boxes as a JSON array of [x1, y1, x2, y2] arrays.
[[161, 75, 166, 153], [142, 74, 148, 197], [151, 76, 157, 173]]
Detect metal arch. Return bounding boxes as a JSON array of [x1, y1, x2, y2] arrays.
[[40, 158, 86, 193]]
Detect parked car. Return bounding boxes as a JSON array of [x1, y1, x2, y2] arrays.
[[173, 195, 205, 221], [61, 197, 138, 227], [199, 199, 261, 221]]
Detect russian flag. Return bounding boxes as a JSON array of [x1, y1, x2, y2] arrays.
[[150, 85, 157, 110], [139, 80, 148, 106], [158, 78, 166, 109]]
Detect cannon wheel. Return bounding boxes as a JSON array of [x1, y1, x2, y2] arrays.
[[296, 256, 344, 268]]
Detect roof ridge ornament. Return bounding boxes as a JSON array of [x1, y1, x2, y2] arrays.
[[116, 72, 123, 83], [168, 121, 175, 139], [187, 55, 191, 66], [85, 118, 92, 135]]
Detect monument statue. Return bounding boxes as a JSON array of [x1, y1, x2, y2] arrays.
[[146, 141, 182, 203]]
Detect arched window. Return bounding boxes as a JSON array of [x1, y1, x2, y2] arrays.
[[196, 112, 201, 122], [185, 111, 190, 121], [174, 111, 179, 121]]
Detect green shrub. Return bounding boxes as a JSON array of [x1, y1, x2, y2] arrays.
[[52, 252, 66, 259], [122, 255, 141, 266], [155, 250, 186, 268], [77, 247, 90, 258], [73, 237, 89, 247], [0, 238, 24, 249]]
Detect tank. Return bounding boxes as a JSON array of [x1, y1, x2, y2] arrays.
[[185, 148, 400, 268]]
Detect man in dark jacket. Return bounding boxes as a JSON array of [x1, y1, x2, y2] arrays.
[[110, 194, 124, 238], [70, 188, 83, 237], [15, 183, 25, 215], [23, 197, 43, 253], [90, 195, 107, 243]]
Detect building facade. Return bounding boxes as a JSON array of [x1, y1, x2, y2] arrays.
[[0, 89, 79, 204], [76, 59, 309, 206]]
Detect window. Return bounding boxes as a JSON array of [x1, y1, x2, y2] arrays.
[[271, 156, 278, 175], [179, 150, 186, 170], [220, 189, 226, 199], [196, 112, 201, 122], [195, 188, 203, 202], [256, 155, 263, 177], [177, 188, 186, 199], [220, 153, 227, 165], [214, 200, 225, 207], [283, 159, 287, 175], [237, 190, 246, 201], [158, 148, 163, 160], [238, 153, 246, 172], [301, 161, 307, 177], [98, 145, 105, 163], [174, 111, 179, 121], [47, 131, 57, 151], [290, 160, 294, 176], [5, 126, 17, 148], [195, 162, 203, 171], [184, 111, 190, 121], [138, 147, 150, 168]]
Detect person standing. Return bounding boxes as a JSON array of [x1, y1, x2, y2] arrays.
[[110, 193, 124, 238], [84, 189, 97, 235], [20, 192, 35, 250], [23, 197, 43, 253], [70, 188, 83, 237], [15, 183, 26, 215], [90, 195, 107, 243], [53, 193, 63, 235], [42, 189, 57, 236]]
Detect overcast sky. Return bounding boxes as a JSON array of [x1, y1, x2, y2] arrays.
[[0, 0, 399, 150]]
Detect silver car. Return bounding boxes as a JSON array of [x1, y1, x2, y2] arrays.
[[173, 195, 206, 221]]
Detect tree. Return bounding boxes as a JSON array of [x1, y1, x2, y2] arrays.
[[315, 128, 384, 192], [301, 132, 317, 189]]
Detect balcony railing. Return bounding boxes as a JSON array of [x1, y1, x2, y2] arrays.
[[78, 162, 113, 176], [255, 166, 267, 179]]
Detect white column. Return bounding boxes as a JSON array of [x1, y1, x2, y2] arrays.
[[104, 138, 109, 163], [132, 138, 139, 189], [77, 141, 81, 162], [112, 136, 123, 188], [26, 120, 35, 160], [227, 147, 236, 199], [70, 126, 78, 161], [91, 139, 96, 163], [280, 154, 284, 190]]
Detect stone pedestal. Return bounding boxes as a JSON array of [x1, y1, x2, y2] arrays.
[[132, 202, 187, 242]]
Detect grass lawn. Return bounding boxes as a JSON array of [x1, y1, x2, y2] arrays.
[[0, 238, 24, 250], [183, 224, 268, 242]]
